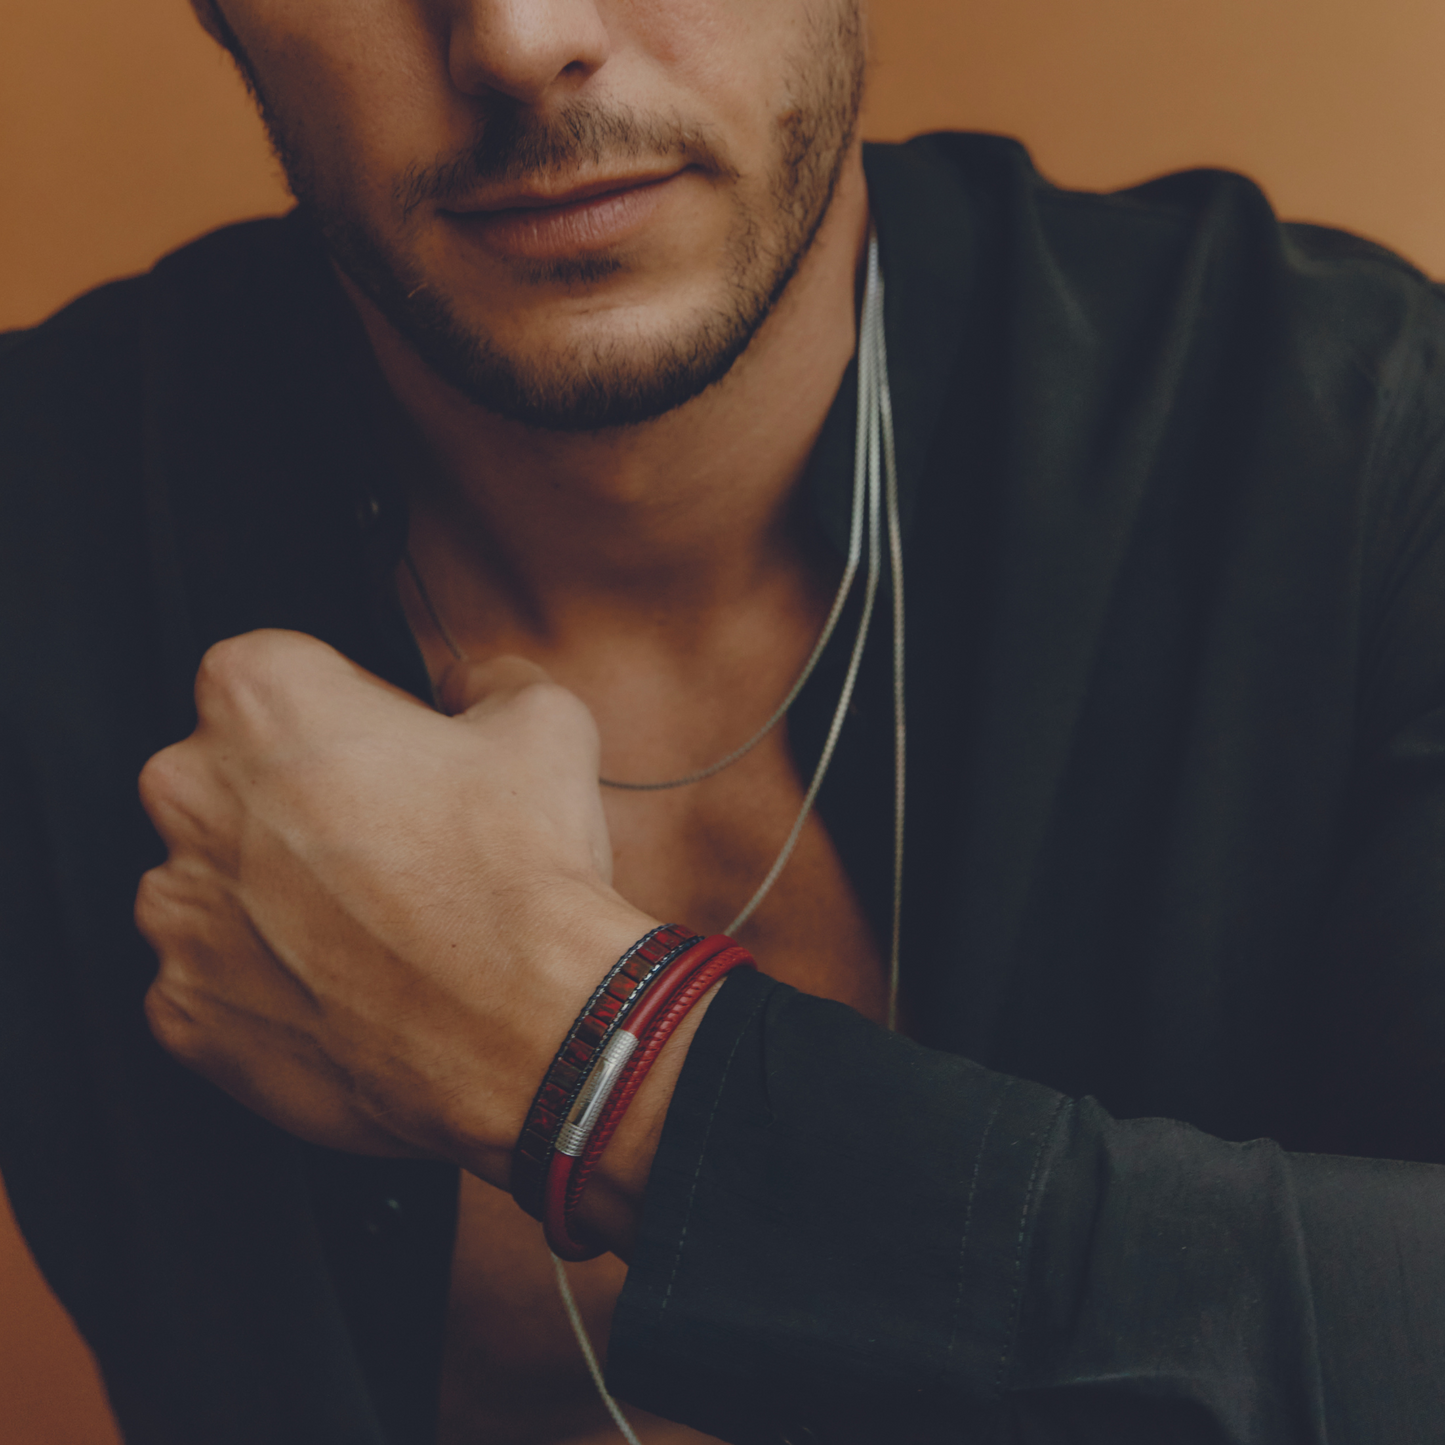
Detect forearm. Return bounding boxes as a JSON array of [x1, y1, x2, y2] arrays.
[[610, 969, 1445, 1445]]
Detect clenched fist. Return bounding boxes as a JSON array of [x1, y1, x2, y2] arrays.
[[135, 629, 660, 1204]]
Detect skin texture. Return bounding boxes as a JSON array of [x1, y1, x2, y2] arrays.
[[146, 3, 881, 1441], [196, 0, 864, 428], [139, 639, 664, 1209]]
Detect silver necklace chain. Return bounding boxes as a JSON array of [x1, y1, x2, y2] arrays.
[[561, 233, 906, 1444], [405, 232, 905, 1444], [403, 483, 857, 794], [554, 231, 901, 1439]]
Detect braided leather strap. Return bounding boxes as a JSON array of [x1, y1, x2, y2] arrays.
[[510, 923, 699, 1221], [544, 937, 755, 1260]]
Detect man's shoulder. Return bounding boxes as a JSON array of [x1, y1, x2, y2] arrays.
[[0, 268, 155, 538], [2, 213, 305, 412], [0, 211, 343, 539], [871, 131, 1445, 469], [886, 129, 1430, 267], [0, 214, 327, 611], [0, 270, 148, 416], [878, 130, 1443, 341]]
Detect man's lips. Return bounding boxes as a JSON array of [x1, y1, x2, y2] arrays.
[[441, 170, 688, 262], [457, 168, 685, 214]]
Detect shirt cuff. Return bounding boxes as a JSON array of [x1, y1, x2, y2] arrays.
[[607, 968, 1068, 1445]]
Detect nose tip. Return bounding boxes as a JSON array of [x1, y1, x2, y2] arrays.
[[447, 0, 611, 106]]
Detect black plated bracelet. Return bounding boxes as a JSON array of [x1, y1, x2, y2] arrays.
[[509, 923, 700, 1221]]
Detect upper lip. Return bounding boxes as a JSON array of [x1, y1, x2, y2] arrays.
[[445, 167, 684, 215]]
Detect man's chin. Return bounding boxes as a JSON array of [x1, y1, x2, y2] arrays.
[[425, 347, 751, 434], [385, 291, 767, 433]]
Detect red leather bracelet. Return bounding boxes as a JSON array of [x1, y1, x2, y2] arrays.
[[566, 939, 754, 1216], [511, 923, 699, 1221], [543, 936, 756, 1261]]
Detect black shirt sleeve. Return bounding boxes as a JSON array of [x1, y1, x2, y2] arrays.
[[609, 969, 1445, 1445], [607, 174, 1445, 1445]]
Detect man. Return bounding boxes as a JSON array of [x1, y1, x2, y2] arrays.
[[6, 0, 1445, 1441]]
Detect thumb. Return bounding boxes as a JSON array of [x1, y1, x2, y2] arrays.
[[435, 654, 556, 718]]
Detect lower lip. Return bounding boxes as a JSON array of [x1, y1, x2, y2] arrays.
[[447, 174, 682, 262]]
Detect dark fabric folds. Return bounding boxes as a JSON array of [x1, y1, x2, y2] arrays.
[[613, 974, 1445, 1445], [7, 132, 1445, 1441], [612, 969, 1068, 1445]]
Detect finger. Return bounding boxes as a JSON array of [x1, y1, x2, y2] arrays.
[[192, 630, 341, 723], [435, 653, 555, 717], [137, 742, 184, 833], [137, 740, 216, 849], [194, 629, 432, 727]]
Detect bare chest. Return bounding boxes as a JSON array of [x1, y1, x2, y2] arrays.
[[439, 731, 885, 1445]]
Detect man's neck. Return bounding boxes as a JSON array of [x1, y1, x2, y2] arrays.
[[344, 148, 870, 650]]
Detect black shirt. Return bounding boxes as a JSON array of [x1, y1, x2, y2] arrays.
[[5, 134, 1445, 1444]]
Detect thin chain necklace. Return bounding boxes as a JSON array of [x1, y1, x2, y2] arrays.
[[406, 521, 857, 794], [407, 231, 905, 1444], [565, 231, 905, 1445]]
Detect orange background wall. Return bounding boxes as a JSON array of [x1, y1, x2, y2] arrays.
[[6, 0, 1445, 336], [3, 0, 1444, 1438]]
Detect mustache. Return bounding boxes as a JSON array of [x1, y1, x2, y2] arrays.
[[394, 100, 736, 219]]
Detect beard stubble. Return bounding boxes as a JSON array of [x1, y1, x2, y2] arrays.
[[220, 3, 866, 432]]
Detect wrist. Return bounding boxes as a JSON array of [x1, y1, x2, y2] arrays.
[[446, 889, 662, 1187], [568, 976, 725, 1259], [518, 928, 753, 1260]]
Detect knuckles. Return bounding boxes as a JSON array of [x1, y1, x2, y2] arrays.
[[136, 745, 188, 824], [136, 872, 221, 1071], [143, 980, 203, 1065], [193, 632, 270, 715], [136, 747, 227, 857], [133, 866, 178, 946], [192, 629, 337, 721], [438, 654, 600, 757], [143, 629, 348, 839]]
